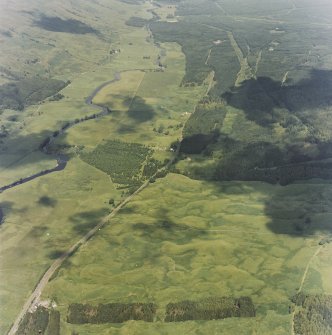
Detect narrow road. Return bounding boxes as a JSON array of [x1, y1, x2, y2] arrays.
[[6, 137, 180, 335], [298, 245, 323, 293]]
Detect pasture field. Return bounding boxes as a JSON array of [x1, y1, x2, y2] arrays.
[[1, 0, 332, 334], [0, 0, 207, 332], [0, 0, 157, 185], [0, 0, 184, 332], [59, 41, 206, 158], [0, 157, 122, 334], [43, 173, 332, 334], [0, 0, 154, 83]]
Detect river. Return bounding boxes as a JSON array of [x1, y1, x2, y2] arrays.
[[0, 72, 121, 194]]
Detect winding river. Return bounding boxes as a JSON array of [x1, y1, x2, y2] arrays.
[[0, 72, 121, 194]]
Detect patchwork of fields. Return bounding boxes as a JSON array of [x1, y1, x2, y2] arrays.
[[1, 0, 332, 334]]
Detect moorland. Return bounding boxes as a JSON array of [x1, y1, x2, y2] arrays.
[[1, 0, 332, 334]]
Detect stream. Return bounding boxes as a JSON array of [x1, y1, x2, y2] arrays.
[[0, 72, 121, 194]]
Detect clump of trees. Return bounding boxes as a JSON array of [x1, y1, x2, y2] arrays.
[[49, 93, 64, 101], [180, 101, 226, 154], [143, 158, 163, 177], [17, 306, 60, 335], [0, 125, 8, 138], [292, 293, 332, 334], [67, 303, 156, 324], [0, 77, 67, 110], [165, 296, 255, 322], [125, 16, 151, 27], [81, 140, 152, 187]]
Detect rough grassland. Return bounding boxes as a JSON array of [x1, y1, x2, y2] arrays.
[[0, 2, 162, 332], [0, 157, 122, 334], [59, 42, 206, 159], [43, 174, 332, 334], [0, 1, 206, 332], [1, 1, 332, 334], [0, 0, 157, 185]]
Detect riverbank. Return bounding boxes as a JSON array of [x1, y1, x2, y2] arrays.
[[0, 73, 122, 194]]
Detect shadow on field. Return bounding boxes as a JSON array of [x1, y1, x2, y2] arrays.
[[179, 130, 332, 185], [118, 206, 136, 215], [265, 185, 332, 236], [38, 196, 57, 207], [27, 226, 48, 238], [117, 124, 136, 134], [0, 201, 14, 224], [132, 208, 206, 243], [33, 15, 99, 35], [69, 208, 109, 235], [123, 96, 156, 123], [222, 69, 332, 127], [0, 129, 57, 170], [48, 249, 66, 260]]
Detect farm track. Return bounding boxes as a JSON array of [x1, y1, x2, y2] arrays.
[[127, 71, 146, 109], [214, 1, 227, 15], [298, 244, 323, 293]]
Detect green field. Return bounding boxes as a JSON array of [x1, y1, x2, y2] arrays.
[[0, 157, 122, 333], [42, 174, 332, 333], [1, 0, 332, 334]]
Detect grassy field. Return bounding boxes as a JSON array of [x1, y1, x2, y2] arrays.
[[58, 41, 206, 163], [42, 173, 332, 334], [1, 0, 332, 334], [0, 157, 123, 334], [0, 0, 207, 332], [0, 0, 157, 186], [0, 0, 178, 332], [0, 0, 154, 83]]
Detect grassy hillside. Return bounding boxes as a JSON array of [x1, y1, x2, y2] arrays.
[[1, 1, 332, 334], [43, 173, 332, 334], [0, 77, 67, 110]]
